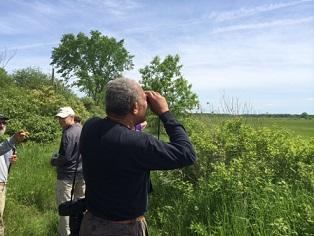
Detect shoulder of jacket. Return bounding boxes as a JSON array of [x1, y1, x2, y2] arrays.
[[84, 117, 103, 127]]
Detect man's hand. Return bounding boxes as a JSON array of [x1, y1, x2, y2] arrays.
[[9, 154, 17, 164], [13, 130, 29, 143], [140, 121, 148, 130], [145, 91, 169, 116], [135, 121, 148, 132]]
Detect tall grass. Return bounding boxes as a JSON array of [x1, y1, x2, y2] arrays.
[[5, 142, 59, 236]]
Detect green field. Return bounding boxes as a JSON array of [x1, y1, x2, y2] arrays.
[[193, 114, 314, 138], [4, 116, 314, 235], [250, 117, 314, 138]]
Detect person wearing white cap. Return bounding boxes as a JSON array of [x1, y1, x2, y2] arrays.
[[52, 107, 85, 236]]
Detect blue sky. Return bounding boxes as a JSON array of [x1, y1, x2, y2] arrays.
[[1, 0, 313, 114]]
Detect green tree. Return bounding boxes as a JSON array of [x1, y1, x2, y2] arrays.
[[0, 67, 14, 87], [51, 30, 134, 105], [12, 67, 76, 99], [300, 112, 309, 119], [139, 55, 199, 115]]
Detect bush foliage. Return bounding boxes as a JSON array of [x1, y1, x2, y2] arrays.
[[148, 117, 314, 236], [1, 67, 103, 142]]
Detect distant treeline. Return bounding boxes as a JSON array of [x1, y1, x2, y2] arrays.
[[193, 112, 313, 119]]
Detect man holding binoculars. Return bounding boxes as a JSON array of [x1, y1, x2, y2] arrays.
[[79, 78, 196, 236]]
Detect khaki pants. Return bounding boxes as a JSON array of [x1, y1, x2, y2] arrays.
[[79, 211, 149, 236], [56, 179, 85, 236], [0, 183, 6, 236]]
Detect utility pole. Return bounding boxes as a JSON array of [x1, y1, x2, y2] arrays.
[[51, 67, 55, 84], [51, 67, 56, 90]]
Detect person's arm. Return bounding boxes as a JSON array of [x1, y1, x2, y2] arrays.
[[133, 91, 196, 170], [134, 111, 196, 170], [0, 131, 28, 155]]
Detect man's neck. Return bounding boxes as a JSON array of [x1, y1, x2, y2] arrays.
[[63, 122, 75, 130], [107, 114, 135, 130]]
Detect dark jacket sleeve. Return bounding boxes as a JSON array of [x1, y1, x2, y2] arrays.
[[0, 137, 15, 156], [133, 111, 196, 170]]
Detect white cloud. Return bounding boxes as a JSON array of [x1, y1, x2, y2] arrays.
[[0, 22, 17, 35], [76, 0, 142, 17], [0, 13, 50, 36], [30, 1, 62, 16], [183, 66, 314, 92], [6, 42, 57, 51], [208, 0, 313, 22], [212, 17, 314, 34], [122, 0, 314, 35]]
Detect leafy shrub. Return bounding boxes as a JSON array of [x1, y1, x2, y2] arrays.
[[148, 118, 314, 236], [1, 68, 93, 142], [12, 67, 53, 90]]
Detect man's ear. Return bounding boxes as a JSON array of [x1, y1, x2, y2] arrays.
[[132, 101, 139, 115]]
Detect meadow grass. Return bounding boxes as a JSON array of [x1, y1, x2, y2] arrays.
[[251, 117, 314, 138], [193, 114, 314, 138], [5, 142, 59, 236]]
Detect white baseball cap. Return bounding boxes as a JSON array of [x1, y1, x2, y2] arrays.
[[55, 106, 75, 118]]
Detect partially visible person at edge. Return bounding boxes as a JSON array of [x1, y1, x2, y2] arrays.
[[0, 114, 27, 236], [79, 78, 196, 236], [51, 107, 85, 236], [0, 116, 27, 156]]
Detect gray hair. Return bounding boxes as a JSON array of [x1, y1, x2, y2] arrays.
[[105, 78, 139, 116]]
